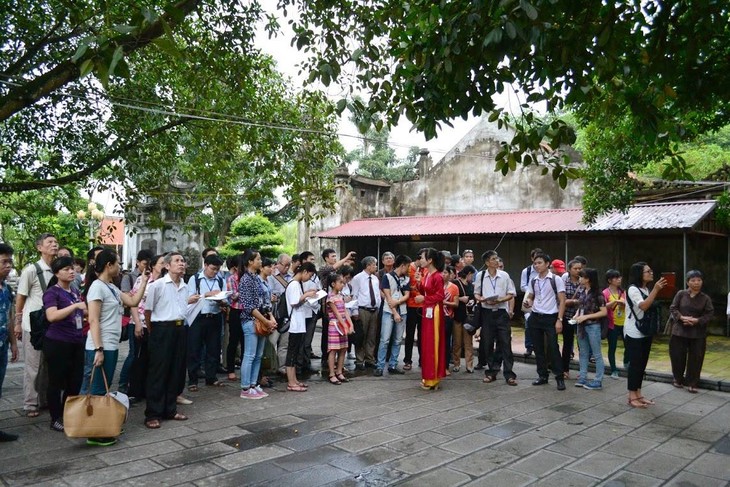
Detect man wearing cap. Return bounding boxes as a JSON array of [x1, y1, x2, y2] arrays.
[[561, 259, 583, 378]]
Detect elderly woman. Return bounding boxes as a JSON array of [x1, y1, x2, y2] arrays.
[[669, 270, 713, 394]]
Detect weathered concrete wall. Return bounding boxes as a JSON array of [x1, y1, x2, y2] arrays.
[[396, 118, 583, 215]]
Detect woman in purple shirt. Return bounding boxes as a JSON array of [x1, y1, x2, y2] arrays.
[[42, 256, 87, 432]]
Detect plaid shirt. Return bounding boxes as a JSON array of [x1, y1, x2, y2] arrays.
[[562, 276, 584, 319]]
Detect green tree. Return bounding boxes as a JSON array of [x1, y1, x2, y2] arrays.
[[0, 188, 89, 267], [220, 214, 285, 259], [282, 0, 730, 218], [1, 2, 342, 238], [345, 127, 418, 181]]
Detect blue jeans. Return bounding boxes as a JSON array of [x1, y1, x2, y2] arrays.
[[0, 339, 7, 399], [80, 350, 119, 395], [578, 323, 604, 382], [241, 320, 265, 388], [377, 311, 405, 370]]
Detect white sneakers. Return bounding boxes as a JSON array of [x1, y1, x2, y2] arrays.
[[240, 386, 268, 399]]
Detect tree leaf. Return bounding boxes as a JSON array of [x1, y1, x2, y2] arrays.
[[520, 0, 538, 20]]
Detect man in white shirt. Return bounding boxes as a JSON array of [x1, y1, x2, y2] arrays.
[[523, 252, 567, 391], [351, 256, 381, 370], [14, 233, 57, 416], [475, 251, 517, 385], [144, 252, 191, 429]]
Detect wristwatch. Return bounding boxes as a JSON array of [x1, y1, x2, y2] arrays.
[[95, 347, 104, 352]]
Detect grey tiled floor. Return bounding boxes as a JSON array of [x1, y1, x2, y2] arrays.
[[1, 343, 729, 486]]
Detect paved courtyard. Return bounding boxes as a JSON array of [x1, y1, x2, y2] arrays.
[[1, 345, 729, 486]]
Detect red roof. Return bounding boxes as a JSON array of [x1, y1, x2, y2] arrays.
[[315, 201, 716, 238], [316, 208, 586, 238]]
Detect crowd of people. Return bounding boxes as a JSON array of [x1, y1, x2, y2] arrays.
[[0, 235, 718, 444]]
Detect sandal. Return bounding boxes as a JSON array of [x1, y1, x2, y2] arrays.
[[145, 419, 161, 429], [26, 410, 40, 418], [206, 381, 226, 387], [336, 373, 349, 383], [672, 381, 684, 388], [628, 398, 647, 409], [482, 376, 496, 383], [297, 382, 309, 388], [452, 366, 460, 373], [403, 364, 412, 371], [506, 378, 518, 386], [169, 413, 188, 421], [688, 387, 698, 394], [637, 396, 655, 405], [227, 374, 237, 381], [287, 384, 307, 392], [187, 385, 199, 392], [328, 375, 342, 385]]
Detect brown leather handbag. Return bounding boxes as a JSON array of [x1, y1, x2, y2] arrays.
[[63, 366, 127, 438], [254, 312, 274, 336]]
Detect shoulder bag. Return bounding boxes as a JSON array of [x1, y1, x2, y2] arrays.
[[64, 366, 127, 438]]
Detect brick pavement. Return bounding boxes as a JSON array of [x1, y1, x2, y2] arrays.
[[1, 339, 729, 486]]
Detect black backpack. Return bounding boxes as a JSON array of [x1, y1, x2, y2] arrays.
[[626, 286, 660, 335], [274, 281, 303, 334], [29, 263, 49, 350]]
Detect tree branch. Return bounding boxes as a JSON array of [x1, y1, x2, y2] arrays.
[[0, 0, 201, 122], [0, 118, 187, 192]]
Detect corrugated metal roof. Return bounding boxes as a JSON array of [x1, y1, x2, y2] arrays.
[[587, 201, 716, 231], [315, 201, 716, 238]]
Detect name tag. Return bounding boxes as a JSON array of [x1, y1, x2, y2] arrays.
[[425, 307, 434, 319]]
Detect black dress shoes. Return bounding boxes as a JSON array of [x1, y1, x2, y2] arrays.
[[532, 377, 549, 386], [556, 378, 566, 390]]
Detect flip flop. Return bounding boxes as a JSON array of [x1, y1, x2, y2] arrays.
[[482, 376, 496, 383], [287, 384, 307, 392], [169, 413, 188, 421], [328, 375, 341, 385], [145, 419, 161, 429], [506, 378, 518, 386], [26, 410, 40, 418], [628, 398, 647, 409], [207, 381, 226, 387], [187, 385, 199, 392], [637, 396, 655, 405], [336, 374, 349, 383], [403, 364, 412, 371], [687, 387, 698, 394]]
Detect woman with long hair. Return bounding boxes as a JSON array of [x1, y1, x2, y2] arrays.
[[42, 256, 87, 432], [238, 249, 277, 399], [414, 248, 446, 391], [82, 249, 148, 446], [573, 268, 607, 390], [669, 270, 713, 393], [625, 262, 666, 408]]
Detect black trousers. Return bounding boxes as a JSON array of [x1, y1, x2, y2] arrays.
[[482, 309, 515, 380], [286, 332, 306, 367], [43, 337, 84, 422], [528, 312, 563, 379], [625, 335, 653, 391], [561, 317, 576, 374], [670, 334, 706, 387], [302, 315, 317, 367], [145, 322, 187, 421], [187, 314, 223, 385], [404, 306, 422, 365], [226, 308, 243, 374], [128, 328, 149, 399]]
